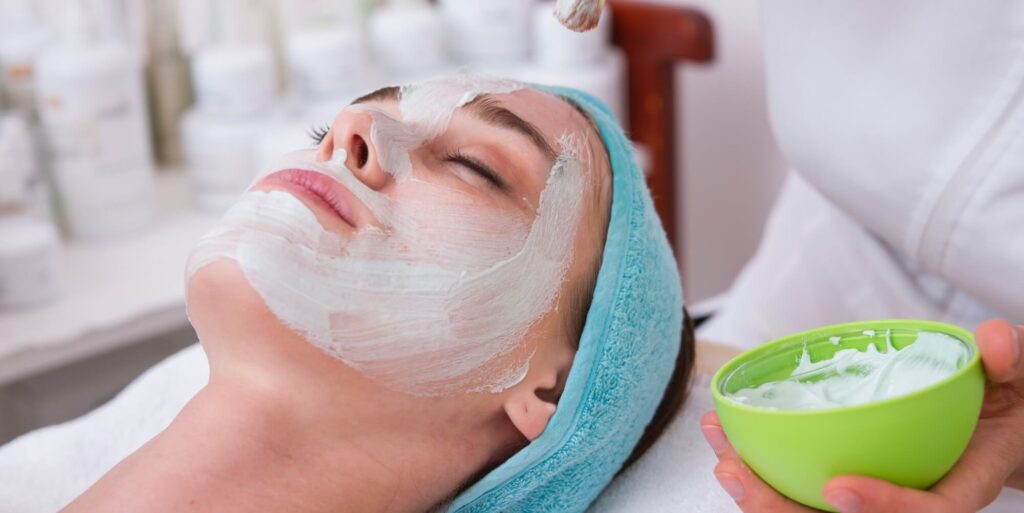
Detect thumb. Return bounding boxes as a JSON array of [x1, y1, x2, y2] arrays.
[[823, 475, 947, 513], [976, 320, 1024, 384]]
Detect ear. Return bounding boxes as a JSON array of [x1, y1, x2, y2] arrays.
[[503, 389, 558, 441], [502, 357, 564, 441], [502, 329, 576, 441]]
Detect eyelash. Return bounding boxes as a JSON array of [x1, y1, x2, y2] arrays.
[[442, 151, 506, 190], [308, 122, 331, 145]]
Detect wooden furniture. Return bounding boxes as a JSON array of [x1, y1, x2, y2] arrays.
[[610, 0, 714, 253]]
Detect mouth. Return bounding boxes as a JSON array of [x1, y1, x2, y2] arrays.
[[258, 169, 359, 228]]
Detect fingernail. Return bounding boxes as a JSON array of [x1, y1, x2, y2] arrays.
[[824, 488, 863, 513], [701, 425, 729, 454], [715, 473, 745, 501]]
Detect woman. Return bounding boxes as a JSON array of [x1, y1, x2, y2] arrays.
[[0, 75, 693, 513]]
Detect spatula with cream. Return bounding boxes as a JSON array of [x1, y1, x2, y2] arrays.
[[554, 0, 605, 32]]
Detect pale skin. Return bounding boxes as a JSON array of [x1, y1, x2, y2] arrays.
[[61, 86, 612, 513], [700, 320, 1024, 513]]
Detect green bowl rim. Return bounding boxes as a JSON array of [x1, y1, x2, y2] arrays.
[[709, 319, 981, 416]]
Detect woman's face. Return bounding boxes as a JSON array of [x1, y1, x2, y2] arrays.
[[186, 75, 610, 398]]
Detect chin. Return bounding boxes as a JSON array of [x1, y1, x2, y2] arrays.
[[186, 259, 276, 345]]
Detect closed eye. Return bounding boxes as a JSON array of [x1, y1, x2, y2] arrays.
[[442, 151, 507, 192], [308, 122, 331, 144]]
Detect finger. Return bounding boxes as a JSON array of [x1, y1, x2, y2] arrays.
[[975, 319, 1024, 383], [928, 413, 1024, 511], [824, 475, 948, 513], [699, 411, 729, 454], [700, 411, 815, 512]]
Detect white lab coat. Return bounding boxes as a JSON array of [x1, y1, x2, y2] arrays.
[[703, 0, 1024, 348], [699, 2, 1024, 509]]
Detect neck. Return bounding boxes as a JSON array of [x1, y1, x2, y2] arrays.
[[63, 347, 508, 513]]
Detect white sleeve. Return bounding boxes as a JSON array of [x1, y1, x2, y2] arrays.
[[761, 0, 1024, 318]]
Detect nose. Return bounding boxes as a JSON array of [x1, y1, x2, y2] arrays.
[[317, 109, 390, 190]]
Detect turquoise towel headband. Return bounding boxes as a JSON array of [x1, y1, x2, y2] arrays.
[[449, 86, 685, 512]]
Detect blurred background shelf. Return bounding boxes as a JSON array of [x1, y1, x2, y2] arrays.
[[0, 171, 213, 387]]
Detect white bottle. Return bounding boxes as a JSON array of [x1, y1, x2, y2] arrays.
[[35, 1, 157, 242], [0, 112, 60, 310], [439, 0, 532, 67], [0, 0, 51, 116], [369, 0, 448, 83]]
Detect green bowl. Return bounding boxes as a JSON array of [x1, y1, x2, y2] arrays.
[[710, 320, 984, 511]]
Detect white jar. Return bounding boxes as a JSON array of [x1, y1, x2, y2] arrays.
[[180, 108, 269, 213], [192, 44, 277, 117], [439, 0, 532, 65], [513, 48, 627, 125], [370, 0, 447, 81], [285, 28, 367, 99], [0, 214, 60, 310], [35, 42, 157, 241], [533, 0, 611, 68]]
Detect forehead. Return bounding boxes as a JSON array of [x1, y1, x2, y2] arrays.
[[497, 88, 590, 149]]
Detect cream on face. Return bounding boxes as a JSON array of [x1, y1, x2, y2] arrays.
[[186, 74, 590, 396], [727, 331, 970, 410]]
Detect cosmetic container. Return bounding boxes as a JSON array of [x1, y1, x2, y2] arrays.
[[0, 13, 50, 117], [514, 1, 625, 123], [181, 43, 276, 213], [34, 0, 157, 241], [180, 108, 269, 212], [0, 113, 60, 309], [439, 0, 532, 65], [532, 0, 610, 68], [285, 27, 367, 100], [369, 0, 447, 83], [180, 0, 281, 213]]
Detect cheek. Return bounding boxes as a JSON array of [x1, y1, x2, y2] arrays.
[[387, 181, 530, 266]]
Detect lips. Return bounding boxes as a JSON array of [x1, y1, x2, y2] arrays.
[[259, 169, 359, 228]]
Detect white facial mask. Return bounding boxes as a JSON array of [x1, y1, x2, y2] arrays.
[[187, 74, 590, 396]]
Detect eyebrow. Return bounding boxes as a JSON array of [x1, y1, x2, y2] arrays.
[[351, 85, 400, 105], [463, 95, 558, 161], [350, 87, 558, 162]]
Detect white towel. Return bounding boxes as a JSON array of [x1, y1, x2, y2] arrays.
[[2, 343, 1022, 512], [592, 376, 736, 512], [0, 344, 207, 512], [591, 374, 1024, 512]]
